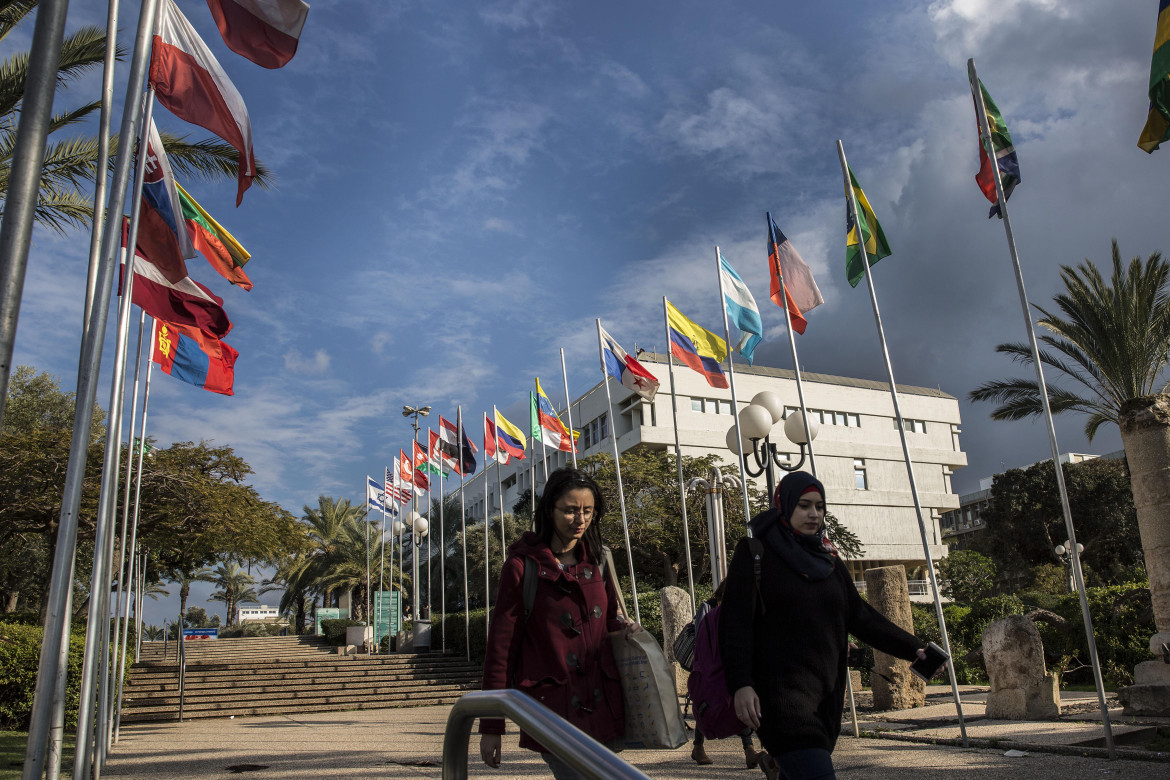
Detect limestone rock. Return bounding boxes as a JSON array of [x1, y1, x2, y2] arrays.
[[982, 615, 1060, 719], [864, 566, 925, 710]]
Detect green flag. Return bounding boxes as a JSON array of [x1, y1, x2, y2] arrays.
[[1139, 0, 1170, 152], [845, 166, 892, 288], [529, 392, 543, 442]]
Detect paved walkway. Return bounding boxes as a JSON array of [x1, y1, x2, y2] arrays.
[[103, 688, 1170, 779]]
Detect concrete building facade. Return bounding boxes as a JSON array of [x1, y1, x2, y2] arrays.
[[459, 353, 966, 580]]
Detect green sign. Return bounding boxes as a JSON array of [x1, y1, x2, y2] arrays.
[[314, 607, 341, 635], [373, 591, 400, 646]]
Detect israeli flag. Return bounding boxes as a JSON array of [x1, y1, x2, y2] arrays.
[[719, 252, 763, 365], [366, 475, 387, 513]]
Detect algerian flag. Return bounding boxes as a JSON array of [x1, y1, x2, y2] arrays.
[[845, 166, 892, 288]]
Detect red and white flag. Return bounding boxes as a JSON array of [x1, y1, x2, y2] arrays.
[[484, 414, 509, 465], [151, 0, 256, 205], [206, 0, 309, 69]]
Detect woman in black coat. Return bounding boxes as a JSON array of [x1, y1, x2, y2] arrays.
[[719, 471, 929, 780]]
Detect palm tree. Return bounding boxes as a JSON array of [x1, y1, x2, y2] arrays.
[[0, 0, 272, 234], [141, 624, 163, 641], [208, 560, 257, 627], [970, 240, 1170, 702], [260, 551, 315, 634], [163, 565, 213, 625], [300, 496, 371, 621]]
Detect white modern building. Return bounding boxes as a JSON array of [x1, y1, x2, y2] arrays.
[[236, 604, 280, 623], [462, 353, 966, 581]]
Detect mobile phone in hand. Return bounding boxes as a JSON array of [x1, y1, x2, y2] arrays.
[[909, 641, 948, 682]]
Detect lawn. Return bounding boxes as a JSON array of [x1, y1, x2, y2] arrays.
[[0, 731, 74, 780]]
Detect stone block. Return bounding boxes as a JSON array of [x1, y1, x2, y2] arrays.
[[864, 566, 924, 710], [1134, 659, 1170, 685], [659, 586, 694, 667], [982, 615, 1060, 719], [1118, 683, 1170, 716]]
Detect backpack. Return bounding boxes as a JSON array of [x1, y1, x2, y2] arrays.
[[687, 537, 764, 740]]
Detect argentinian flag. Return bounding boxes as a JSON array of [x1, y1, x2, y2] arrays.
[[719, 252, 763, 365]]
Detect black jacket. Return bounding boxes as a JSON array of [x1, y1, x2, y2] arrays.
[[719, 535, 921, 754]]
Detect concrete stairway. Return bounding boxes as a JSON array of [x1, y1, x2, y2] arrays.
[[123, 636, 481, 722]]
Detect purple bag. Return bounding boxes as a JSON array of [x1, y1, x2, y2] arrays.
[[686, 604, 745, 739]]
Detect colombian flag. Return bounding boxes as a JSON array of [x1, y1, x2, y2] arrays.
[[152, 320, 237, 395], [665, 300, 728, 389], [494, 407, 527, 459]]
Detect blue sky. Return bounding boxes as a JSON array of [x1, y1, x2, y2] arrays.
[[7, 0, 1167, 624]]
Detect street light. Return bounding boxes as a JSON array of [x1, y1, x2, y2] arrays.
[[730, 391, 819, 501], [402, 404, 431, 433], [407, 511, 430, 651], [1054, 540, 1084, 593]]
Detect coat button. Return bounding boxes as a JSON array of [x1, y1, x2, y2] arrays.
[[567, 652, 578, 669], [570, 694, 581, 710], [592, 605, 602, 618], [583, 567, 593, 579], [594, 688, 603, 701]]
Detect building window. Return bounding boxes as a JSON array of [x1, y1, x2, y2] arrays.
[[897, 418, 928, 433], [853, 459, 868, 490], [691, 398, 704, 413], [718, 400, 732, 415]]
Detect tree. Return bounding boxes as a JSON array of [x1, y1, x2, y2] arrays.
[[163, 566, 213, 624], [297, 496, 378, 622], [141, 624, 163, 641], [0, 0, 272, 234], [208, 561, 257, 627], [936, 550, 997, 604], [972, 457, 1142, 587]]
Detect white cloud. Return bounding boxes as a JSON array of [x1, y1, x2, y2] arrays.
[[284, 349, 331, 375]]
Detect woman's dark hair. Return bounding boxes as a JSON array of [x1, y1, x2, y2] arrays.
[[534, 468, 607, 563]]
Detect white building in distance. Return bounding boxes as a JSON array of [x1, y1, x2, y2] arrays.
[[237, 605, 280, 624], [460, 353, 965, 581]]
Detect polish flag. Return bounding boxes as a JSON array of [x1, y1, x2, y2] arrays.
[[206, 0, 309, 69], [151, 0, 255, 205]]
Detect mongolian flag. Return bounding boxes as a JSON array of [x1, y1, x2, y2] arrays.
[[152, 319, 237, 395]]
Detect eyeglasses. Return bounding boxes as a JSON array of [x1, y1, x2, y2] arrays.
[[555, 505, 595, 519]]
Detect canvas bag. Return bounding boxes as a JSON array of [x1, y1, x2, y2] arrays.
[[610, 629, 688, 749]]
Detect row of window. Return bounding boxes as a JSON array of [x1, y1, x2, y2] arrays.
[[580, 413, 608, 450], [691, 398, 733, 415], [785, 406, 861, 428], [896, 418, 928, 434]]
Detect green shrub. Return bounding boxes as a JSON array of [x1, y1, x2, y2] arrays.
[[319, 619, 364, 646], [440, 609, 489, 664]]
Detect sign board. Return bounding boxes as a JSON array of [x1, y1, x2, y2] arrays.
[[372, 591, 400, 646], [315, 607, 342, 636], [182, 628, 218, 640]]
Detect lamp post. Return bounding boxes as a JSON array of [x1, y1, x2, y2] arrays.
[[1054, 540, 1084, 593], [731, 391, 819, 501], [392, 519, 405, 644], [407, 511, 430, 651], [402, 404, 431, 612]]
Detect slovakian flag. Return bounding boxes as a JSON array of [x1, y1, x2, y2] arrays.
[[152, 319, 237, 395], [484, 414, 509, 466], [767, 213, 822, 334], [151, 0, 256, 205], [718, 252, 764, 364], [597, 322, 659, 402], [439, 415, 477, 475], [206, 0, 309, 69], [176, 183, 253, 290], [121, 221, 233, 339], [137, 118, 195, 284], [493, 407, 527, 460], [532, 378, 574, 452], [970, 77, 1020, 218], [665, 300, 728, 389]]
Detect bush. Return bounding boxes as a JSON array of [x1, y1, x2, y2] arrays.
[[319, 619, 364, 646]]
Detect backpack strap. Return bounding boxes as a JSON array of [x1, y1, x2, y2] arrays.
[[746, 537, 766, 616], [522, 557, 539, 622]]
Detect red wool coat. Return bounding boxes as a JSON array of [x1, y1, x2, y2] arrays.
[[479, 532, 626, 751]]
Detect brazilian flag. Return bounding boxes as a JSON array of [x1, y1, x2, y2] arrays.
[[1139, 0, 1170, 153], [845, 167, 891, 288]]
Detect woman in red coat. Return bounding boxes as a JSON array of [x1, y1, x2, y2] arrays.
[[479, 468, 636, 780]]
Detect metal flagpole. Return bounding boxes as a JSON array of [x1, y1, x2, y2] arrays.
[[108, 311, 148, 747], [660, 295, 698, 611], [495, 428, 506, 559], [836, 140, 968, 747], [968, 58, 1114, 753], [595, 320, 641, 624], [426, 436, 433, 618], [21, 1, 159, 770], [767, 214, 819, 472], [560, 349, 578, 468], [458, 406, 470, 661], [536, 390, 549, 483], [365, 497, 371, 648], [483, 412, 492, 636], [439, 444, 446, 652], [115, 340, 155, 741], [0, 0, 71, 422], [715, 248, 755, 532], [76, 89, 159, 780], [529, 433, 536, 525], [377, 481, 388, 653]]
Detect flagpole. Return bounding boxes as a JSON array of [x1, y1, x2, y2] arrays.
[[377, 484, 388, 653], [560, 349, 578, 468], [968, 59, 1114, 752], [114, 327, 155, 742], [458, 406, 470, 661], [21, 2, 160, 771], [716, 248, 755, 537], [767, 214, 818, 471], [425, 446, 433, 621], [595, 319, 641, 624], [482, 412, 492, 636], [528, 433, 536, 526], [73, 88, 158, 780], [438, 442, 446, 653], [837, 140, 968, 747]]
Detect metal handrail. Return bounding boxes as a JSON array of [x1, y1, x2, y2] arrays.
[[441, 690, 651, 780]]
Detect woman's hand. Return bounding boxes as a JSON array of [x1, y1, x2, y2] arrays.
[[480, 734, 501, 768], [733, 686, 761, 730], [915, 648, 927, 661]]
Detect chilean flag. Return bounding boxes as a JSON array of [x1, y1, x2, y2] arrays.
[[206, 0, 309, 69], [151, 0, 255, 205], [152, 319, 237, 395], [598, 322, 660, 402], [137, 118, 195, 284]]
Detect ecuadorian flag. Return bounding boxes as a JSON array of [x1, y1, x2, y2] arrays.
[[666, 301, 728, 389]]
